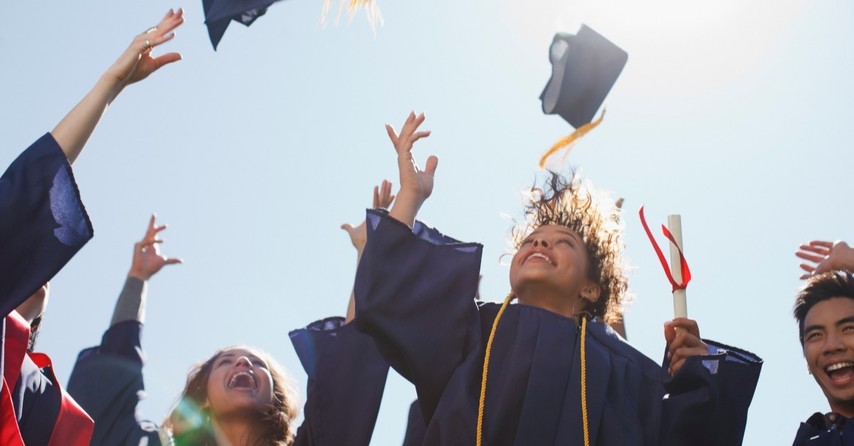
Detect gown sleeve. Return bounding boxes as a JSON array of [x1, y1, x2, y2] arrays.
[[0, 133, 93, 318], [659, 340, 762, 446], [66, 321, 160, 445], [353, 210, 483, 422], [289, 317, 390, 446]]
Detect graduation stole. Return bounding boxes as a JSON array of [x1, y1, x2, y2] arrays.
[[476, 295, 591, 446]]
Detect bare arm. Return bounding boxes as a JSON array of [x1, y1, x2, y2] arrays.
[[52, 9, 184, 164], [111, 214, 182, 326], [341, 180, 395, 323]]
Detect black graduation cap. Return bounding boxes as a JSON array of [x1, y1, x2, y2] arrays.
[[540, 25, 628, 128], [203, 0, 285, 50]]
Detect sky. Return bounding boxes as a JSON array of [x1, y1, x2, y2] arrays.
[[1, 0, 852, 444]]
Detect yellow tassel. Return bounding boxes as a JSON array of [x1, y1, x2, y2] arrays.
[[538, 109, 606, 169], [580, 315, 590, 446], [477, 294, 514, 446]]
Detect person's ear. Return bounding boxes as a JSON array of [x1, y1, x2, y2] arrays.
[[580, 282, 601, 304]]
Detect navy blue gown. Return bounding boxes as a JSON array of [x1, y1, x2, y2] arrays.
[[67, 317, 390, 445], [0, 133, 93, 317], [354, 209, 763, 446], [793, 412, 854, 445]]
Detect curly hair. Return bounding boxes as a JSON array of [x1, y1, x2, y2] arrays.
[[164, 346, 300, 446], [511, 170, 629, 324]]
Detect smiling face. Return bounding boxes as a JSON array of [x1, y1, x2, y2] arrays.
[[205, 347, 275, 418], [509, 224, 599, 316], [803, 297, 854, 417]]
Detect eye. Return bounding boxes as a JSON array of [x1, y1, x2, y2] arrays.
[[520, 238, 533, 246], [557, 238, 575, 247], [804, 331, 823, 342], [217, 358, 233, 366], [843, 325, 854, 334], [252, 359, 269, 369]]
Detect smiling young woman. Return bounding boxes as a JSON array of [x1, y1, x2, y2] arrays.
[[352, 112, 763, 446]]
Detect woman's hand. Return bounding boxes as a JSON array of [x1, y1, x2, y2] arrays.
[[341, 179, 396, 255], [386, 112, 437, 227], [664, 318, 708, 376], [104, 8, 184, 92], [128, 214, 182, 281]]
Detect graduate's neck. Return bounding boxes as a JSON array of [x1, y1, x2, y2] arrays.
[[829, 400, 854, 420], [211, 414, 264, 446], [516, 285, 584, 319]]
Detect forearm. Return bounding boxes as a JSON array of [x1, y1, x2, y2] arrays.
[[51, 75, 123, 165], [388, 189, 423, 228], [110, 276, 148, 326]]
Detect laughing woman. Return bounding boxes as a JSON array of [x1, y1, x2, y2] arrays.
[[68, 209, 390, 446]]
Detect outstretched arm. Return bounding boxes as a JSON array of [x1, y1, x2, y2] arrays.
[[52, 9, 184, 164], [385, 112, 437, 228], [796, 240, 854, 279], [111, 214, 182, 326], [341, 180, 395, 323]]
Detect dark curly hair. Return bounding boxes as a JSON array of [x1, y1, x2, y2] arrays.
[[511, 170, 629, 324], [164, 346, 299, 446]]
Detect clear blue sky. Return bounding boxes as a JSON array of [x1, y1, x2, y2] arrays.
[[1, 0, 852, 444]]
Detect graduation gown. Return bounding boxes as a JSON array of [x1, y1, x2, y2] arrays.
[[0, 133, 93, 317], [354, 209, 763, 446], [0, 134, 93, 445], [793, 412, 854, 445], [68, 317, 390, 446]]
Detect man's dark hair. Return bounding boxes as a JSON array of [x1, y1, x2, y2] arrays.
[[794, 270, 854, 344]]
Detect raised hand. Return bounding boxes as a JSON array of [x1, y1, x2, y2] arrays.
[[341, 180, 396, 255], [385, 112, 438, 227], [128, 214, 182, 281], [663, 318, 708, 376], [797, 240, 854, 279], [104, 8, 184, 92]]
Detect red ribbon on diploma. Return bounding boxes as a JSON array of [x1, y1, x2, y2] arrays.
[[638, 206, 692, 292]]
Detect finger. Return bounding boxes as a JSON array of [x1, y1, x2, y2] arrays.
[[340, 223, 354, 233], [165, 258, 183, 265], [798, 244, 829, 256], [663, 323, 676, 345], [667, 318, 700, 338], [799, 263, 816, 273], [796, 252, 825, 263], [810, 240, 834, 248], [153, 224, 169, 234], [411, 130, 432, 143], [385, 124, 400, 148], [424, 155, 438, 175], [151, 53, 183, 71], [372, 185, 380, 208], [400, 111, 420, 138]]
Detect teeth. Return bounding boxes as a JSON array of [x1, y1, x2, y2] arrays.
[[526, 253, 552, 264], [228, 372, 256, 389], [827, 362, 854, 373]]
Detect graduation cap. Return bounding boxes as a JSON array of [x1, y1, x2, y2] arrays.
[[539, 25, 628, 167], [203, 0, 285, 50]]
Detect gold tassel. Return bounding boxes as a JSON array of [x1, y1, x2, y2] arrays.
[[477, 294, 514, 446], [538, 109, 606, 169]]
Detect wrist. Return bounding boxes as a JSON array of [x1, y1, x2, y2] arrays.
[[128, 270, 151, 282]]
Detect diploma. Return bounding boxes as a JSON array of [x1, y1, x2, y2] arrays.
[[667, 214, 687, 318]]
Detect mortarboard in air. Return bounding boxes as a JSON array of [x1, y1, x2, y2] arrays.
[[203, 0, 285, 50], [539, 25, 628, 167]]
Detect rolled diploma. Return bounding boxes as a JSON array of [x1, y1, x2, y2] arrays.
[[667, 214, 687, 318]]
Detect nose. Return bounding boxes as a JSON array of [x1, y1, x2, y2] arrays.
[[235, 356, 253, 368], [824, 331, 847, 355], [532, 238, 550, 248]]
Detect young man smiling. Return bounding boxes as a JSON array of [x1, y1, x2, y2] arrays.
[[793, 270, 854, 444]]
